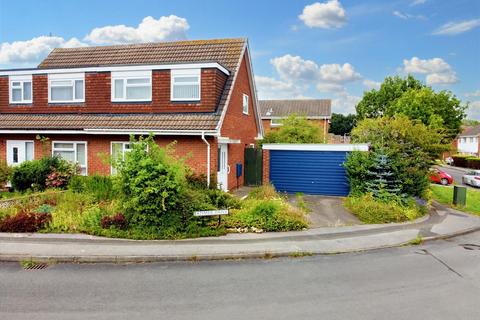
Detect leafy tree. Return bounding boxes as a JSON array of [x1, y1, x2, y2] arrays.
[[345, 116, 450, 198], [356, 75, 424, 119], [329, 113, 356, 136], [261, 114, 325, 144], [356, 75, 465, 139]]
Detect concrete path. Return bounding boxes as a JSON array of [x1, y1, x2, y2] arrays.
[[287, 194, 360, 227], [0, 203, 479, 263]]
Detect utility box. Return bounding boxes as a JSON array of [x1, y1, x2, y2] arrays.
[[453, 185, 467, 206]]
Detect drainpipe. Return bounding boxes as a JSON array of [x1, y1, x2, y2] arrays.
[[201, 131, 211, 188]]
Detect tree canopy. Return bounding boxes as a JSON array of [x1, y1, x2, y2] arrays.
[[261, 114, 325, 144], [356, 75, 465, 140], [329, 113, 356, 136]]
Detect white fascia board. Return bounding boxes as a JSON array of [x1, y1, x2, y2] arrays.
[[0, 63, 230, 76], [0, 129, 219, 136], [261, 116, 331, 120], [262, 143, 370, 152], [217, 137, 241, 144]]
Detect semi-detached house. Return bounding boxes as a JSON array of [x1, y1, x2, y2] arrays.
[[0, 38, 263, 191]]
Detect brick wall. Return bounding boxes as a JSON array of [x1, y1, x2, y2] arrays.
[[0, 68, 227, 114], [0, 134, 215, 177], [220, 50, 260, 190], [262, 149, 270, 185]]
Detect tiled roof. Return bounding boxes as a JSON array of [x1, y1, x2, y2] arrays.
[[460, 125, 480, 136], [259, 99, 331, 118], [0, 114, 219, 131], [38, 38, 246, 70]]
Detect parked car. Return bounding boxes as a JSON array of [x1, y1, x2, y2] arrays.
[[445, 157, 454, 165], [462, 170, 480, 187], [429, 169, 453, 185]]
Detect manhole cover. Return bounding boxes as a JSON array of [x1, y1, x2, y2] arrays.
[[460, 244, 480, 251]]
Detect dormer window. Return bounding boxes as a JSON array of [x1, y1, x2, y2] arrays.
[[48, 73, 84, 103], [9, 75, 32, 104], [171, 69, 200, 101], [111, 70, 152, 102]]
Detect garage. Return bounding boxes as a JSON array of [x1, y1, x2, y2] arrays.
[[263, 144, 369, 196]]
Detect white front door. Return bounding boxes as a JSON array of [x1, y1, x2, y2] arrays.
[[217, 144, 229, 191], [6, 140, 34, 166]]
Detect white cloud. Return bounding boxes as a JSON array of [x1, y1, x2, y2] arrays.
[[84, 15, 189, 44], [0, 15, 190, 68], [0, 36, 87, 66], [270, 54, 319, 82], [254, 76, 302, 99], [392, 11, 426, 20], [318, 63, 361, 83], [299, 1, 346, 29], [316, 82, 345, 93], [466, 101, 480, 120], [432, 19, 480, 36], [331, 92, 361, 114], [363, 79, 381, 90], [410, 0, 427, 6], [465, 90, 480, 97], [403, 57, 458, 85]]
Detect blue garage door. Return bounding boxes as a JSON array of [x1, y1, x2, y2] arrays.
[[269, 150, 349, 196]]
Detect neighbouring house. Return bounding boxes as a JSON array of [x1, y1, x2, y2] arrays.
[[0, 38, 263, 191], [259, 99, 331, 140], [456, 125, 480, 156]]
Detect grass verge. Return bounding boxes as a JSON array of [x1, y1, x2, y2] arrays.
[[430, 185, 480, 216]]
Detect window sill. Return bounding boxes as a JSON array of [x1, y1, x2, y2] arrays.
[[48, 103, 85, 106], [9, 103, 32, 106], [171, 100, 201, 104], [112, 100, 152, 104]]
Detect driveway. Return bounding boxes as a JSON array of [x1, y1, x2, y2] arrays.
[[288, 194, 360, 227]]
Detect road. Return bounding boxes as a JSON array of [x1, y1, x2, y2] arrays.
[[436, 165, 472, 188], [1, 232, 479, 319]]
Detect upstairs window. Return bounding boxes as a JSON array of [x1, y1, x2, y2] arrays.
[[48, 73, 84, 103], [242, 94, 249, 115], [111, 70, 152, 102], [171, 69, 200, 101], [9, 75, 32, 104]]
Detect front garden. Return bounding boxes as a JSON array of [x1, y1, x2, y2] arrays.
[[0, 136, 307, 239], [430, 185, 480, 216]]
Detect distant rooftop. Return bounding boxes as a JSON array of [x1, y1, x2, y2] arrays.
[[259, 99, 331, 119]]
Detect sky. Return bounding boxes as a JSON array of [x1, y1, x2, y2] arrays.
[[1, 0, 479, 119]]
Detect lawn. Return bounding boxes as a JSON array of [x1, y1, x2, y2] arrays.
[[430, 185, 480, 216]]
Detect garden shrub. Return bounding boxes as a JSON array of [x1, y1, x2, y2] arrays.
[[0, 210, 51, 232], [247, 184, 282, 200], [225, 199, 307, 232], [11, 156, 77, 191], [0, 160, 11, 188], [114, 136, 187, 228], [46, 191, 96, 232], [466, 157, 480, 169], [101, 213, 127, 230], [344, 193, 425, 224], [452, 155, 469, 168]]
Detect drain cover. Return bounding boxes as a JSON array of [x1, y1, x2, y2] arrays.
[[460, 244, 480, 251], [22, 262, 48, 270]]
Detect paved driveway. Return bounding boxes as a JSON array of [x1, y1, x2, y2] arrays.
[[288, 194, 360, 228]]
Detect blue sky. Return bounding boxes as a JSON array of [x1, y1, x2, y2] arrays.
[[1, 0, 479, 118]]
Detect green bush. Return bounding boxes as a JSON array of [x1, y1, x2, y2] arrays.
[[68, 175, 115, 201], [466, 157, 480, 169], [344, 193, 425, 224], [452, 155, 469, 168], [0, 161, 11, 188], [11, 156, 76, 192], [225, 199, 307, 232], [115, 136, 187, 228]]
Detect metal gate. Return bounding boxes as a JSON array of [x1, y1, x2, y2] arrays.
[[244, 148, 263, 186]]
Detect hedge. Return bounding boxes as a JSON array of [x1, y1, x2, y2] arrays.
[[452, 155, 480, 169]]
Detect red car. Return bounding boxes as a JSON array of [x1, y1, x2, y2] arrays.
[[429, 169, 453, 185]]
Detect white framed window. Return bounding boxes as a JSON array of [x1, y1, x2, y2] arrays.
[[242, 94, 249, 115], [110, 142, 133, 174], [48, 73, 84, 103], [111, 70, 152, 102], [9, 75, 32, 104], [6, 140, 34, 166], [271, 118, 284, 128], [52, 141, 87, 175], [171, 69, 201, 101]]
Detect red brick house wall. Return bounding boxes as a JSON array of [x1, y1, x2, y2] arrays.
[[0, 68, 227, 114], [220, 51, 260, 190]]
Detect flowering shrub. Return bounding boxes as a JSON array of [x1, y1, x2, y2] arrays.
[[0, 211, 52, 232], [45, 160, 79, 189]]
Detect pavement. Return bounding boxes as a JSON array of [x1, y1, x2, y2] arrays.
[[1, 232, 480, 319], [1, 202, 480, 263]]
